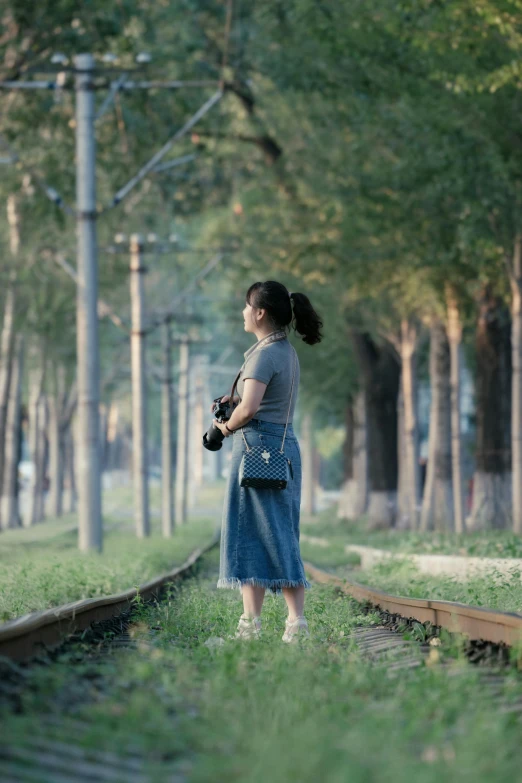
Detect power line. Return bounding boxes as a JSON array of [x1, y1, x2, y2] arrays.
[[103, 89, 223, 212], [0, 78, 219, 91]]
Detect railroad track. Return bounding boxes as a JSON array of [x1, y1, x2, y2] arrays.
[[303, 560, 522, 651], [2, 549, 522, 782], [0, 535, 220, 662], [0, 538, 220, 783], [3, 541, 518, 665]]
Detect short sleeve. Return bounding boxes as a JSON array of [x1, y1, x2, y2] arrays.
[[242, 348, 275, 385]]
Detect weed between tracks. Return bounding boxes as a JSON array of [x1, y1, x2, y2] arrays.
[[3, 549, 522, 782], [0, 487, 219, 623]]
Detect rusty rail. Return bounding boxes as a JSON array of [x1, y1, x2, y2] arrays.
[[0, 535, 219, 661], [304, 561, 522, 647]]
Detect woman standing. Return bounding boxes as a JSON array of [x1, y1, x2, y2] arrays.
[[213, 281, 323, 643]]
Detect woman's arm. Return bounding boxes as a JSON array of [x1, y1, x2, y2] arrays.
[[214, 378, 267, 436]]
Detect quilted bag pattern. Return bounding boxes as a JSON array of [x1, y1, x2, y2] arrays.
[[239, 446, 290, 489]]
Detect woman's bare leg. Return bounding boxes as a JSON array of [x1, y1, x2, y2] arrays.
[[282, 585, 305, 619], [241, 585, 266, 617]]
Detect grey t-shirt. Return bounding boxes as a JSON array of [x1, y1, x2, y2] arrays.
[[236, 337, 300, 424]]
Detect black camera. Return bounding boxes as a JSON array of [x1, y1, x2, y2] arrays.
[[202, 396, 232, 451]]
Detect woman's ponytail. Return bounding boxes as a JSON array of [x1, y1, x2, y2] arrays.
[[290, 292, 323, 345]]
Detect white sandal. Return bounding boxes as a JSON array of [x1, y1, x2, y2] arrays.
[[235, 614, 262, 640], [282, 615, 310, 643]]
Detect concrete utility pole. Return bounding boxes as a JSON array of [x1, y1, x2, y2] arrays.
[[0, 334, 24, 529], [129, 234, 150, 537], [0, 58, 223, 551], [188, 355, 206, 509], [175, 337, 190, 524], [75, 53, 102, 552], [161, 321, 174, 537], [104, 233, 216, 536], [193, 356, 207, 489]]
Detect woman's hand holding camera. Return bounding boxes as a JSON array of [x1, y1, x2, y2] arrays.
[[204, 380, 265, 449], [210, 395, 239, 438], [213, 419, 232, 437], [209, 394, 238, 414]]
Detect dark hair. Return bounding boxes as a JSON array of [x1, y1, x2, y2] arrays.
[[245, 280, 323, 346]]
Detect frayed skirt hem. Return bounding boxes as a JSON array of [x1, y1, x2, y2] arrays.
[[217, 576, 312, 593]]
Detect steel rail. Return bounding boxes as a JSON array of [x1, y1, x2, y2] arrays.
[[304, 561, 522, 647], [0, 535, 219, 662]]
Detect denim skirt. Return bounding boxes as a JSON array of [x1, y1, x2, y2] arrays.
[[217, 418, 312, 594]]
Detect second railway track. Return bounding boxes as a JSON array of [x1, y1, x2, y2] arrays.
[[303, 560, 522, 650]]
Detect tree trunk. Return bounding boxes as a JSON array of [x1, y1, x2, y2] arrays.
[[36, 394, 48, 523], [353, 390, 368, 516], [61, 379, 77, 513], [338, 400, 354, 519], [193, 359, 205, 489], [351, 332, 399, 528], [338, 391, 368, 519], [48, 364, 66, 518], [0, 196, 20, 503], [25, 345, 46, 527], [175, 339, 190, 524], [398, 319, 420, 529], [64, 424, 77, 514], [37, 404, 49, 523], [0, 288, 15, 502], [511, 239, 522, 534], [469, 287, 512, 530], [1, 335, 23, 529], [446, 286, 466, 534], [105, 402, 120, 471], [420, 320, 454, 531], [99, 403, 109, 473], [161, 322, 174, 537], [396, 386, 409, 529], [188, 357, 205, 510], [48, 400, 61, 518], [302, 412, 316, 515]]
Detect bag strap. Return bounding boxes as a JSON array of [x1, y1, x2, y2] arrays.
[[279, 346, 297, 453], [241, 427, 251, 453]]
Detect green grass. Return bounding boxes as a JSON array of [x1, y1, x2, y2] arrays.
[[0, 482, 224, 624], [4, 549, 522, 783], [304, 508, 522, 559], [352, 558, 522, 614]]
